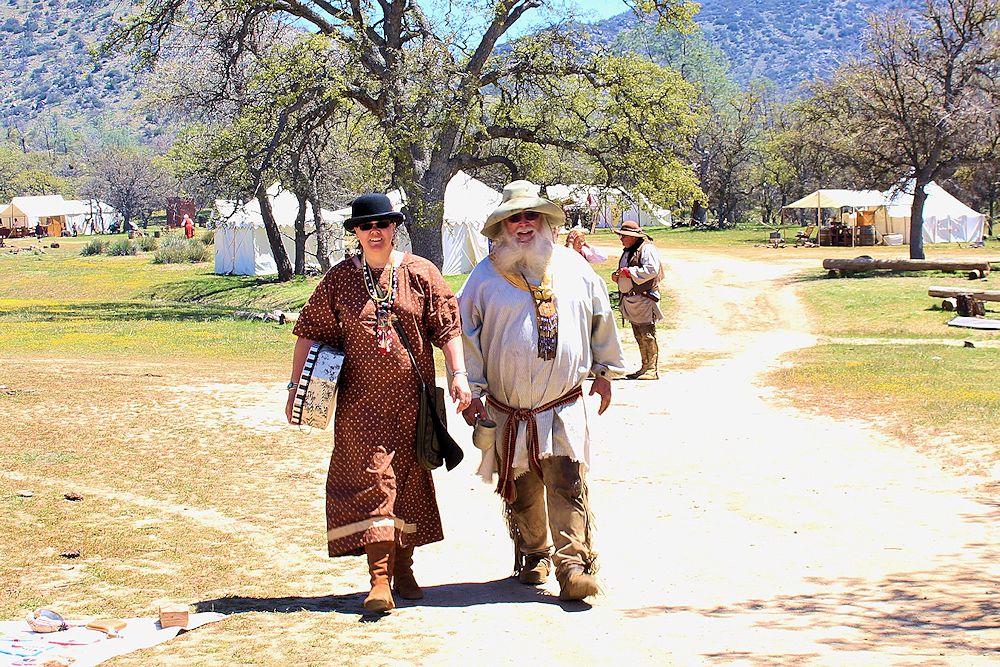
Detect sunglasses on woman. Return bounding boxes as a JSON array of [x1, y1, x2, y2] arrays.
[[506, 211, 541, 223], [356, 220, 395, 232]]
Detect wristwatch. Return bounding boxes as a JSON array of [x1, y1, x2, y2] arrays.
[[286, 381, 298, 390]]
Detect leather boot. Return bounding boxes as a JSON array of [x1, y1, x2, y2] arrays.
[[393, 544, 424, 600], [363, 541, 395, 613], [625, 336, 650, 379], [518, 552, 551, 585], [637, 334, 659, 380], [557, 565, 599, 601]]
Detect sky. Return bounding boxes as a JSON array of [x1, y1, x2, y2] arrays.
[[422, 1, 633, 39]]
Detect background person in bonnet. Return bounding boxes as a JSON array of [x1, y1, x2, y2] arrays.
[[286, 192, 471, 614], [459, 180, 625, 601], [611, 220, 664, 380], [564, 229, 607, 264]]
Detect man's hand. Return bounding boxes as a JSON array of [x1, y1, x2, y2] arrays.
[[589, 376, 612, 415], [462, 397, 484, 426]]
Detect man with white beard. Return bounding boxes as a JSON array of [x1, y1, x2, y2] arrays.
[[459, 180, 625, 601]]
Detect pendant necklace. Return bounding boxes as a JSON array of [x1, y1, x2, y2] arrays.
[[362, 258, 397, 355], [523, 270, 558, 360]]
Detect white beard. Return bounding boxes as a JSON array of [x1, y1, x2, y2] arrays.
[[491, 228, 554, 279]]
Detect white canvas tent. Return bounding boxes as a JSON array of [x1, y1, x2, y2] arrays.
[[0, 195, 68, 232], [63, 200, 119, 235], [881, 180, 985, 244], [212, 184, 346, 276], [545, 184, 672, 229], [785, 183, 986, 245], [441, 171, 498, 275], [783, 189, 887, 210]]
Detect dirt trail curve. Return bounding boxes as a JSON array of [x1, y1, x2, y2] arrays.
[[396, 249, 998, 665]]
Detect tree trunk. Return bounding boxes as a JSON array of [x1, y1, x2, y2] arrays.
[[988, 181, 996, 238], [293, 191, 308, 275], [309, 187, 331, 273], [909, 177, 930, 260], [256, 186, 293, 281], [404, 165, 448, 269]]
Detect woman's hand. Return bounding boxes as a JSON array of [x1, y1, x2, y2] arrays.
[[285, 389, 296, 423], [450, 373, 472, 413]]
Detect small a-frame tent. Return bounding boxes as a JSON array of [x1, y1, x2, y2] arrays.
[[441, 171, 498, 275]]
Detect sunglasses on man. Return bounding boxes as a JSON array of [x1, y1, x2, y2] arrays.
[[356, 220, 395, 232], [505, 211, 541, 223]]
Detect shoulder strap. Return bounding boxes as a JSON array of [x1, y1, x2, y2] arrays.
[[391, 316, 428, 391]]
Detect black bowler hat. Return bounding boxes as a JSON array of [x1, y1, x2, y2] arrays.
[[344, 193, 404, 231]]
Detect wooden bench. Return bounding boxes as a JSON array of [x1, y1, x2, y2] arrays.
[[928, 286, 1000, 316], [824, 258, 993, 280]]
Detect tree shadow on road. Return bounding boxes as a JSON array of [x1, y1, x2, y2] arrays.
[[623, 521, 999, 658]]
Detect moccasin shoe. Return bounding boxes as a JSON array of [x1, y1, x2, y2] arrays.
[[518, 554, 551, 585], [557, 566, 599, 601]]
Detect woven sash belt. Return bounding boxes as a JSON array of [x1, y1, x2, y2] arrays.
[[486, 385, 583, 503]]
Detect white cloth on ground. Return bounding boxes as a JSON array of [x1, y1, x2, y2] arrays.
[[0, 613, 224, 667]]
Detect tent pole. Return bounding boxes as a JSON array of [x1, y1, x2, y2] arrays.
[[817, 204, 821, 246]]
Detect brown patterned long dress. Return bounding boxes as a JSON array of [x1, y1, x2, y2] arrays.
[[292, 253, 461, 556]]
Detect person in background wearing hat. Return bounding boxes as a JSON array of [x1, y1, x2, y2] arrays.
[[459, 180, 625, 601], [611, 220, 664, 380], [286, 192, 472, 614]]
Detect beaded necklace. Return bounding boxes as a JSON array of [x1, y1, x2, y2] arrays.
[[362, 258, 398, 355]]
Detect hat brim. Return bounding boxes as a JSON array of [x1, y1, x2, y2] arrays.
[[344, 211, 404, 232], [481, 197, 565, 240], [613, 228, 646, 238]]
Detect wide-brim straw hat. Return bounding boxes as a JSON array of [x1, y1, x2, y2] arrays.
[[344, 193, 404, 231], [481, 180, 566, 240], [614, 219, 648, 239]]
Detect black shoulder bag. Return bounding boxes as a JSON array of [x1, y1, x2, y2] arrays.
[[392, 317, 464, 472]]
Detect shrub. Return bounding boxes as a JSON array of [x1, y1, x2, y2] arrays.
[[79, 239, 107, 256], [136, 235, 159, 252], [153, 237, 210, 264], [106, 239, 138, 256], [200, 229, 215, 246]]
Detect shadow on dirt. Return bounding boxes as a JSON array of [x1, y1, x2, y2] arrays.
[[194, 578, 592, 620]]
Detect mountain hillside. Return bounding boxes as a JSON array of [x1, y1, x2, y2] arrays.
[[595, 0, 924, 93], [0, 0, 155, 137], [0, 0, 927, 140]]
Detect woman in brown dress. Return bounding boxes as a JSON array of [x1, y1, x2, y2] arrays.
[[285, 193, 471, 613]]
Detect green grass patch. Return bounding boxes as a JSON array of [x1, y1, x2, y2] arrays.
[[770, 343, 1000, 465], [793, 270, 1000, 341]]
